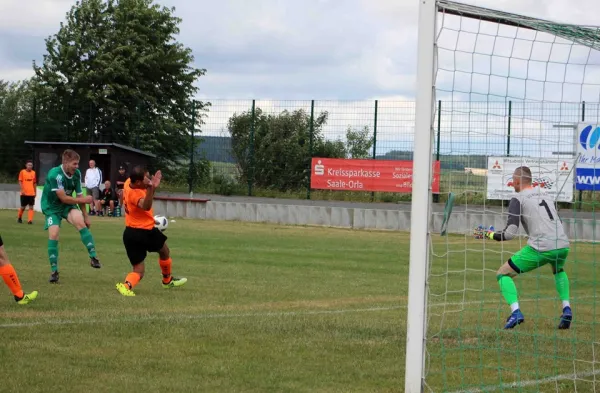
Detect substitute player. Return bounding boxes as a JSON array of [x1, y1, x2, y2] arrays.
[[41, 149, 101, 284], [0, 234, 38, 304], [116, 166, 186, 296], [17, 160, 37, 224], [479, 166, 571, 329]]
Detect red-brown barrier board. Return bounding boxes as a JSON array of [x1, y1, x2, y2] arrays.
[[310, 158, 440, 193]]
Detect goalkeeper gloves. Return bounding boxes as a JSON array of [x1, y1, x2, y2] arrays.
[[474, 225, 495, 240]]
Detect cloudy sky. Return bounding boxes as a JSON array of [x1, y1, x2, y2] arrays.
[[1, 0, 599, 101], [1, 0, 599, 160]]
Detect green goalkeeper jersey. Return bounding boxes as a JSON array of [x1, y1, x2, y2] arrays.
[[41, 165, 83, 213]]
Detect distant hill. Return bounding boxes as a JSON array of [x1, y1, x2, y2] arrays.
[[376, 150, 487, 171], [194, 136, 236, 163], [194, 136, 487, 170]]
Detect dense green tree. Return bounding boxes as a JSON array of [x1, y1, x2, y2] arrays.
[[228, 108, 347, 191], [345, 125, 374, 158], [32, 0, 207, 168], [0, 80, 37, 178]]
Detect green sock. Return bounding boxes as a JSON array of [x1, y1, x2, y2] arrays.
[[497, 275, 519, 306], [48, 239, 59, 272], [79, 228, 97, 258], [554, 271, 570, 301]]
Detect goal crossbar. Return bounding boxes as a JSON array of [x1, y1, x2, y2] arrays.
[[438, 0, 600, 51]]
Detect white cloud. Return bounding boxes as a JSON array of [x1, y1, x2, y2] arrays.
[[1, 0, 600, 161], [0, 0, 73, 35]]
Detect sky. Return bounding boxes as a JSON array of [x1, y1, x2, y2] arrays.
[[1, 0, 600, 158]]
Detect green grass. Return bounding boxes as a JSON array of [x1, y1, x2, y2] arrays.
[[1, 210, 599, 392], [0, 210, 406, 393]]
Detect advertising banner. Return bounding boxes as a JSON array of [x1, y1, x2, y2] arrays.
[[486, 156, 573, 202], [310, 158, 440, 193], [576, 123, 600, 191]]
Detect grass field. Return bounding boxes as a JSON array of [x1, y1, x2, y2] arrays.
[[0, 209, 599, 392]]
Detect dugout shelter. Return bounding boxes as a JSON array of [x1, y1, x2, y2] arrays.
[[24, 141, 156, 186]]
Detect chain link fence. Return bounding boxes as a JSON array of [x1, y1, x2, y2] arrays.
[[1, 97, 598, 205]]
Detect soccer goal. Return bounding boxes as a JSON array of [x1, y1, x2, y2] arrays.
[[406, 1, 600, 392]]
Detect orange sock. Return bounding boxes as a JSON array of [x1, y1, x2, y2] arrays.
[[124, 272, 141, 290], [0, 264, 24, 299], [17, 208, 24, 219], [159, 258, 172, 284], [27, 209, 34, 222]]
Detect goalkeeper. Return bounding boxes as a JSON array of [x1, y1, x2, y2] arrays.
[[479, 166, 571, 330]]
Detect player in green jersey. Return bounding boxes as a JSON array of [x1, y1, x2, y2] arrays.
[[41, 149, 101, 283]]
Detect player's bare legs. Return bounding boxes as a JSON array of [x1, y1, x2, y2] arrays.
[[67, 208, 101, 269], [0, 239, 38, 304]]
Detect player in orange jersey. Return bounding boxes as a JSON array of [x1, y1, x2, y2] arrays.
[[115, 166, 187, 296], [17, 160, 37, 224], [0, 235, 38, 304]]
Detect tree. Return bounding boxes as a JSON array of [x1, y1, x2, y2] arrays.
[[345, 125, 374, 159], [0, 80, 37, 178], [228, 107, 346, 191], [32, 0, 207, 168]]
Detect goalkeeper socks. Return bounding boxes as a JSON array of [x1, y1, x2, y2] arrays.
[[0, 264, 24, 299], [78, 228, 97, 258], [159, 258, 172, 284], [554, 271, 570, 308], [497, 275, 519, 310], [48, 239, 59, 272]]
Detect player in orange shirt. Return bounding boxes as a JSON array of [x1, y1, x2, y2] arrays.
[[17, 160, 37, 224], [115, 166, 187, 296]]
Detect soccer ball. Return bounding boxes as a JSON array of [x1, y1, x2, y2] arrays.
[[154, 215, 168, 231]]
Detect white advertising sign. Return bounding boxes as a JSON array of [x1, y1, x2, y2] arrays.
[[486, 156, 574, 202]]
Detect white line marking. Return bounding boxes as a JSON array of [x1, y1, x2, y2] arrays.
[[0, 305, 403, 328], [1, 294, 594, 329], [448, 369, 600, 393]]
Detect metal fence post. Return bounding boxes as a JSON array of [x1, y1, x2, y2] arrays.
[[66, 97, 70, 141], [189, 100, 196, 195], [135, 102, 140, 149], [248, 99, 256, 196], [371, 100, 378, 202], [507, 100, 512, 157], [32, 96, 37, 141], [579, 101, 585, 210], [433, 100, 441, 203], [307, 100, 315, 200]]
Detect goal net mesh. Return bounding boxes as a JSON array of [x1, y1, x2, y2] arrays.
[[425, 1, 600, 392]]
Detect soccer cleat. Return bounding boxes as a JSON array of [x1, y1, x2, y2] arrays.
[[90, 257, 102, 269], [17, 218, 22, 224], [162, 277, 187, 289], [16, 291, 38, 305], [27, 221, 33, 225], [558, 306, 572, 330], [116, 282, 135, 297], [504, 309, 525, 329], [49, 271, 59, 284]]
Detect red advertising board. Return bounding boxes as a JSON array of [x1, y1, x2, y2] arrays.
[[310, 158, 440, 193]]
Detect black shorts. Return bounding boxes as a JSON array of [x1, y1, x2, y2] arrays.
[[0, 235, 3, 247], [122, 226, 167, 265], [20, 195, 35, 207]]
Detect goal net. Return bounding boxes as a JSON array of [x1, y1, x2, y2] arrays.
[[406, 1, 600, 392]]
